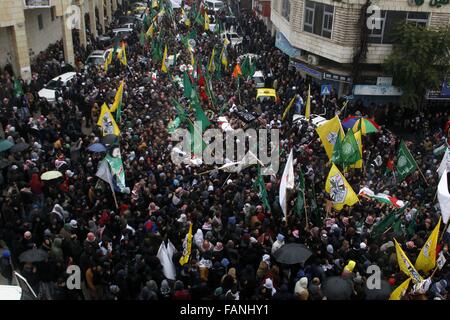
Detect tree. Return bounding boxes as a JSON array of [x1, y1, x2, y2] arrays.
[[384, 23, 450, 108]]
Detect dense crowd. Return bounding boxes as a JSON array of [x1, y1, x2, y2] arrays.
[[0, 1, 450, 301]]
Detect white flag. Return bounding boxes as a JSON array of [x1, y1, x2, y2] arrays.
[[437, 169, 450, 223], [156, 241, 177, 280], [279, 149, 295, 217], [437, 148, 449, 178], [95, 160, 115, 193]]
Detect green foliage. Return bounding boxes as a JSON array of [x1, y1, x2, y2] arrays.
[[383, 23, 450, 108]]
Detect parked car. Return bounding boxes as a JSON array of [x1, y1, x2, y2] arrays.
[[252, 70, 265, 88], [220, 31, 243, 48], [0, 272, 37, 300], [85, 50, 107, 69], [204, 0, 225, 13], [120, 23, 134, 30], [112, 27, 134, 39], [293, 114, 328, 127], [38, 72, 77, 102]]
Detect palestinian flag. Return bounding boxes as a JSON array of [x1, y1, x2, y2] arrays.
[[358, 187, 405, 208]]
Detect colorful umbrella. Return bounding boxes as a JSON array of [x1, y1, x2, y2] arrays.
[[352, 118, 380, 135], [341, 116, 361, 129], [41, 170, 63, 181], [0, 140, 14, 152]]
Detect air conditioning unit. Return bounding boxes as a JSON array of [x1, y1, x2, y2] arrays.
[[307, 54, 319, 66]]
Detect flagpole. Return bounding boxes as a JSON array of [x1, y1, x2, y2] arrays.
[[303, 189, 309, 231], [439, 218, 449, 243], [111, 188, 119, 209]]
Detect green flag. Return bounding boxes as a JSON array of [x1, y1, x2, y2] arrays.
[[372, 202, 409, 236], [341, 129, 362, 167], [192, 94, 211, 131], [187, 119, 206, 156], [115, 103, 122, 123], [13, 78, 23, 97], [406, 216, 417, 238], [183, 71, 193, 99], [254, 166, 271, 211], [105, 151, 127, 193], [294, 169, 305, 217], [395, 140, 418, 181], [332, 132, 343, 166], [168, 116, 181, 134], [172, 98, 187, 122], [241, 57, 250, 78]]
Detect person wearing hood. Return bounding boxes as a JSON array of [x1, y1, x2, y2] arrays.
[[139, 280, 159, 300], [50, 237, 64, 263], [257, 254, 271, 280], [294, 277, 309, 300], [172, 280, 191, 300], [342, 260, 356, 280], [271, 234, 285, 255]]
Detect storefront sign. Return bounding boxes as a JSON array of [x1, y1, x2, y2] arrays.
[[353, 85, 403, 96], [323, 72, 352, 83], [291, 61, 322, 79], [376, 77, 393, 86], [426, 78, 450, 100]]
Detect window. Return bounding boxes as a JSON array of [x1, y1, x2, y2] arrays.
[[368, 11, 429, 44], [367, 10, 386, 44], [303, 1, 334, 39], [38, 14, 43, 30], [282, 0, 291, 21], [406, 12, 428, 27], [51, 7, 55, 21]]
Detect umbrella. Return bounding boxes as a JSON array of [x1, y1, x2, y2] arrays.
[[88, 143, 107, 153], [19, 248, 48, 263], [341, 116, 361, 129], [102, 134, 119, 145], [365, 280, 392, 300], [0, 140, 14, 152], [322, 276, 353, 300], [272, 243, 312, 265], [352, 118, 380, 135], [41, 170, 63, 181], [10, 142, 30, 153]]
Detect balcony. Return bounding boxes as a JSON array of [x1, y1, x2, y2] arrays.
[[23, 0, 52, 8]]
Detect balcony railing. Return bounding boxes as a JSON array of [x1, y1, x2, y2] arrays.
[[24, 0, 52, 8]]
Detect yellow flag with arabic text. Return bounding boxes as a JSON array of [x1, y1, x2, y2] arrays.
[[325, 164, 359, 211]]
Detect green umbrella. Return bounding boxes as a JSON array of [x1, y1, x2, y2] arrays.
[[0, 140, 14, 152]]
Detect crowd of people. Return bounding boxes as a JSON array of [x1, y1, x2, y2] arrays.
[[0, 0, 449, 301]]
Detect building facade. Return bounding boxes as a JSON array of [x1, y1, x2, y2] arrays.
[[270, 0, 450, 97], [0, 0, 122, 81]]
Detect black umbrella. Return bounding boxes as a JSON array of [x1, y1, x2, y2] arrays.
[[365, 280, 392, 300], [102, 134, 119, 146], [19, 248, 48, 263], [10, 142, 30, 153], [273, 243, 312, 265], [322, 276, 353, 300]]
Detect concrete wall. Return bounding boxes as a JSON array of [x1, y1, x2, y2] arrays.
[[24, 8, 63, 58], [0, 27, 15, 69]]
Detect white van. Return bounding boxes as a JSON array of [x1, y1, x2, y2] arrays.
[[0, 272, 37, 300], [205, 0, 225, 13], [38, 72, 77, 102]]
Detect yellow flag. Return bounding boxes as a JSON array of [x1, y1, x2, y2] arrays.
[[208, 47, 216, 73], [97, 103, 120, 136], [104, 49, 113, 72], [152, 0, 158, 8], [256, 88, 277, 99], [220, 46, 228, 71], [110, 80, 124, 113], [179, 223, 193, 266], [389, 277, 411, 300], [315, 115, 345, 159], [282, 96, 296, 121], [161, 45, 168, 73], [349, 130, 363, 169], [394, 239, 423, 284], [305, 85, 311, 120], [189, 49, 195, 66], [325, 163, 359, 211], [204, 12, 210, 31], [415, 217, 441, 272], [118, 42, 127, 66], [146, 23, 154, 37]]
